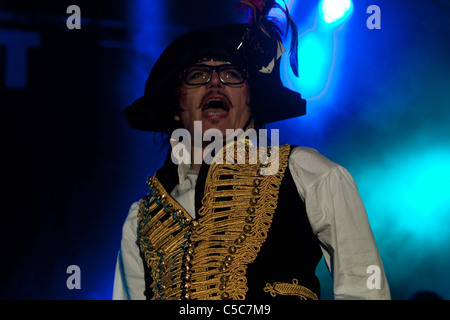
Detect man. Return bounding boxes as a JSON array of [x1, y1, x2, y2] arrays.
[[113, 0, 390, 300]]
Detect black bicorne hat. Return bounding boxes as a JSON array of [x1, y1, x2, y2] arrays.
[[125, 0, 306, 132]]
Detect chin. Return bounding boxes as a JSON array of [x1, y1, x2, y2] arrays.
[[202, 122, 227, 136], [200, 115, 249, 135]]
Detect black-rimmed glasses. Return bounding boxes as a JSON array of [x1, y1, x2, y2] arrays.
[[181, 64, 246, 85]]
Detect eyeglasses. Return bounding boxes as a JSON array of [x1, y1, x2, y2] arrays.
[[181, 64, 246, 85]]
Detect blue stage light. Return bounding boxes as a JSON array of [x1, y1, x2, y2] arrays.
[[280, 30, 333, 101], [278, 0, 355, 109], [320, 0, 353, 24]]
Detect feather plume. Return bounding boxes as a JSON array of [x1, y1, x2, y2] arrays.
[[274, 1, 299, 76], [236, 0, 262, 23], [236, 0, 299, 76]]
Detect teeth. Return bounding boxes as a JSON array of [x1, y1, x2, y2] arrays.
[[204, 109, 227, 116]]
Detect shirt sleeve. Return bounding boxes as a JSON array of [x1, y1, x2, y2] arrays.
[[112, 201, 146, 300], [288, 147, 390, 300]]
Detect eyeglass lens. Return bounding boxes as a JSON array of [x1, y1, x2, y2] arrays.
[[183, 65, 244, 85]]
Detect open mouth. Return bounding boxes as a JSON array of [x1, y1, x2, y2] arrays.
[[201, 97, 230, 119]]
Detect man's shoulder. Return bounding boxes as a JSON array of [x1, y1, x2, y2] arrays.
[[124, 200, 142, 224], [287, 146, 341, 181], [289, 146, 338, 167]]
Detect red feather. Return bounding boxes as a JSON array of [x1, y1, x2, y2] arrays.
[[236, 0, 264, 23]]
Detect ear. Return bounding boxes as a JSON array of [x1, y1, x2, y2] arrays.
[[174, 114, 181, 121]]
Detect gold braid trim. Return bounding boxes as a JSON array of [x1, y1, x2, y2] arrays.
[[264, 279, 319, 300], [137, 142, 291, 300], [189, 144, 291, 300], [137, 177, 195, 300]]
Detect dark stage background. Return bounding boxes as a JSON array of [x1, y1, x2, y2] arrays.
[[1, 0, 449, 300]]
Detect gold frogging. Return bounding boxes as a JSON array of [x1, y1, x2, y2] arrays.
[[137, 144, 291, 300]]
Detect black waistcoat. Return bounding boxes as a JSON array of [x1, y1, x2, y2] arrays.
[[141, 146, 323, 300]]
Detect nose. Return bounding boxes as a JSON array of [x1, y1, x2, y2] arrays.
[[208, 70, 222, 88]]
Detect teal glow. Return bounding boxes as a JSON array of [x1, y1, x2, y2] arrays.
[[400, 153, 450, 215], [356, 146, 450, 241], [390, 148, 450, 238]]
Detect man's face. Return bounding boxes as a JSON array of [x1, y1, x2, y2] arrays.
[[177, 60, 252, 139]]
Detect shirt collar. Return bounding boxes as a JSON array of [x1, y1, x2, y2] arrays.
[[169, 125, 258, 185], [169, 138, 197, 185]]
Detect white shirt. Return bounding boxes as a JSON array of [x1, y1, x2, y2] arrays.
[[112, 146, 390, 300]]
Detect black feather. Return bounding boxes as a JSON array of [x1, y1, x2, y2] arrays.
[[237, 0, 299, 76]]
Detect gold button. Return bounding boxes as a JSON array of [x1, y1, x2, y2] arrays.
[[219, 264, 228, 272], [190, 220, 199, 229], [221, 292, 230, 300]]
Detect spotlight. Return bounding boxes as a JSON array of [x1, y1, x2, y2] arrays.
[[320, 0, 353, 24]]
